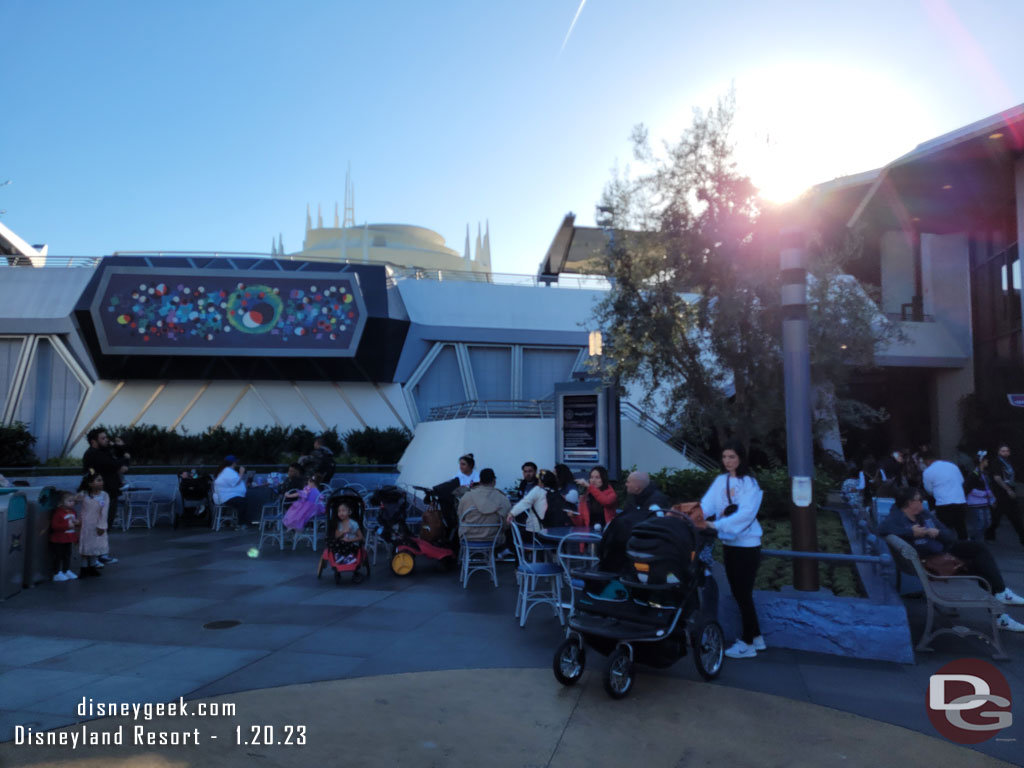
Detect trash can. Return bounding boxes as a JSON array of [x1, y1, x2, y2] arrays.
[[0, 490, 28, 600]]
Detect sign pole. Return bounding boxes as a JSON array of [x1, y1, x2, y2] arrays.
[[781, 229, 819, 592]]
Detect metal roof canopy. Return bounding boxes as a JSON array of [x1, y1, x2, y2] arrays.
[[848, 103, 1024, 233]]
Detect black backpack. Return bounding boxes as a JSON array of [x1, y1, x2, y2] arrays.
[[543, 490, 573, 528]]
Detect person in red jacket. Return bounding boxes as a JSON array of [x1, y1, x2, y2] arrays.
[[575, 465, 619, 528], [50, 492, 81, 582]]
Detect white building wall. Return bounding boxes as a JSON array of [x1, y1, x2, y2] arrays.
[[397, 416, 703, 494], [880, 231, 915, 315]]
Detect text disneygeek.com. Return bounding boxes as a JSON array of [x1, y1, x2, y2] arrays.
[[11, 697, 308, 749]]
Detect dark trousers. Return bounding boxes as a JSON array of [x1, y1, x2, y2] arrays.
[[107, 494, 119, 530], [936, 503, 968, 540], [723, 545, 762, 643], [222, 495, 249, 525], [950, 541, 1005, 594], [987, 496, 1024, 544], [51, 542, 71, 573]]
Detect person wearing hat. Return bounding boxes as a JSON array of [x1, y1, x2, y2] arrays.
[[213, 455, 249, 527]]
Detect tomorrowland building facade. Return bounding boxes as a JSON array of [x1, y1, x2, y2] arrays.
[[2, 102, 1024, 476]]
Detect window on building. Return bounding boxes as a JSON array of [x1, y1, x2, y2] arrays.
[[412, 344, 464, 419], [522, 348, 579, 400], [468, 346, 511, 401]]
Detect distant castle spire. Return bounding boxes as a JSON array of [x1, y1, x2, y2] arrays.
[[343, 164, 355, 228], [278, 232, 285, 256], [474, 222, 483, 263], [305, 204, 311, 233], [464, 224, 471, 262], [482, 220, 491, 266], [334, 202, 339, 228], [317, 204, 323, 229], [271, 237, 277, 256]]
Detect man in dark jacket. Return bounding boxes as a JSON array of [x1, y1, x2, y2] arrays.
[[82, 428, 130, 555], [621, 471, 670, 515], [301, 437, 335, 483], [597, 471, 670, 572]]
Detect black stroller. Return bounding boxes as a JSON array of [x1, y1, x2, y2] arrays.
[[177, 473, 213, 528], [552, 514, 724, 699]]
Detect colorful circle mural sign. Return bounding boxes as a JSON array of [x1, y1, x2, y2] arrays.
[[95, 270, 366, 355]]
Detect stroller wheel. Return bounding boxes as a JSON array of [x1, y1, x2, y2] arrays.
[[317, 556, 326, 580], [391, 551, 415, 576], [603, 647, 634, 699], [692, 618, 724, 681], [352, 569, 364, 585], [552, 638, 586, 686]]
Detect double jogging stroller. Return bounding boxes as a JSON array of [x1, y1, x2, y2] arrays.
[[317, 492, 371, 585], [371, 485, 458, 576], [552, 514, 724, 699]]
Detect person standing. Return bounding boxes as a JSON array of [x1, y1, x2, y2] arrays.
[[82, 428, 129, 534], [986, 443, 1024, 546], [964, 451, 997, 543], [921, 450, 968, 540], [77, 471, 110, 577], [701, 441, 766, 659]]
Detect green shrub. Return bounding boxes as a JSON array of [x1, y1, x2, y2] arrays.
[[89, 424, 350, 466], [0, 422, 38, 467], [343, 426, 412, 465]]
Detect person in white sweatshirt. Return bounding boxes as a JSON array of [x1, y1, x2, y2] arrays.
[[701, 441, 765, 659]]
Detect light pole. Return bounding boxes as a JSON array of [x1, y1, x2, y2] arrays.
[[781, 228, 819, 591]]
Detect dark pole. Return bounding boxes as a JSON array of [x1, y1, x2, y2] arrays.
[[780, 229, 819, 591]]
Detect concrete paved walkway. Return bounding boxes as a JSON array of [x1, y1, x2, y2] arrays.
[[1, 521, 1022, 766]]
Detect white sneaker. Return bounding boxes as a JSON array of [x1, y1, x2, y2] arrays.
[[99, 555, 118, 565], [94, 560, 104, 569], [996, 588, 1024, 606], [63, 570, 78, 580], [752, 635, 767, 651], [724, 640, 757, 659], [52, 572, 68, 582], [997, 614, 1024, 632]]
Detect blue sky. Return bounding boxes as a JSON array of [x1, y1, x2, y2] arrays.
[[3, 0, 1024, 273]]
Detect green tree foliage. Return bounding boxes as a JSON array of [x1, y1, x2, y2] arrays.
[[594, 92, 899, 461], [0, 422, 38, 466]]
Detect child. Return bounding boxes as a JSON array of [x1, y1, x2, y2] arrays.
[[50, 492, 80, 582], [282, 473, 323, 531], [329, 496, 364, 565], [77, 470, 110, 577]]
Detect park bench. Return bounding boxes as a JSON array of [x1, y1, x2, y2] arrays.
[[884, 534, 1008, 660]]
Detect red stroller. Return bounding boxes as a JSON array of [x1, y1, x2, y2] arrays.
[[317, 493, 371, 585]]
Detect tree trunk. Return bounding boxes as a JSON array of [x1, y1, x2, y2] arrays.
[[813, 382, 844, 462]]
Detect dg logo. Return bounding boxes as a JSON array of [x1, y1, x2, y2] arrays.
[[928, 658, 1013, 744]]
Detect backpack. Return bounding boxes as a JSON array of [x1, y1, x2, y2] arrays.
[[543, 490, 573, 528], [419, 503, 447, 543]]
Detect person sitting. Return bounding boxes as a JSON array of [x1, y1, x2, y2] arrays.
[[280, 462, 305, 498], [282, 473, 323, 531], [454, 453, 480, 486], [508, 469, 559, 535], [596, 470, 669, 573], [621, 471, 670, 515], [516, 461, 539, 501], [881, 486, 1024, 632], [457, 468, 511, 542], [212, 455, 250, 526], [575, 465, 618, 528]]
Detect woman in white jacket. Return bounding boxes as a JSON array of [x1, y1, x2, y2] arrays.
[[700, 441, 765, 659]]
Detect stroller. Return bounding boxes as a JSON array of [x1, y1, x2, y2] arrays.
[[371, 485, 457, 577], [177, 473, 213, 528], [318, 492, 371, 585], [552, 514, 724, 699]]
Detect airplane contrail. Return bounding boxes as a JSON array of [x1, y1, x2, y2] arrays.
[[559, 0, 587, 55]]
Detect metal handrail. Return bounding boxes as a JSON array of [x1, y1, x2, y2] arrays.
[[618, 402, 718, 471], [426, 400, 554, 421]]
